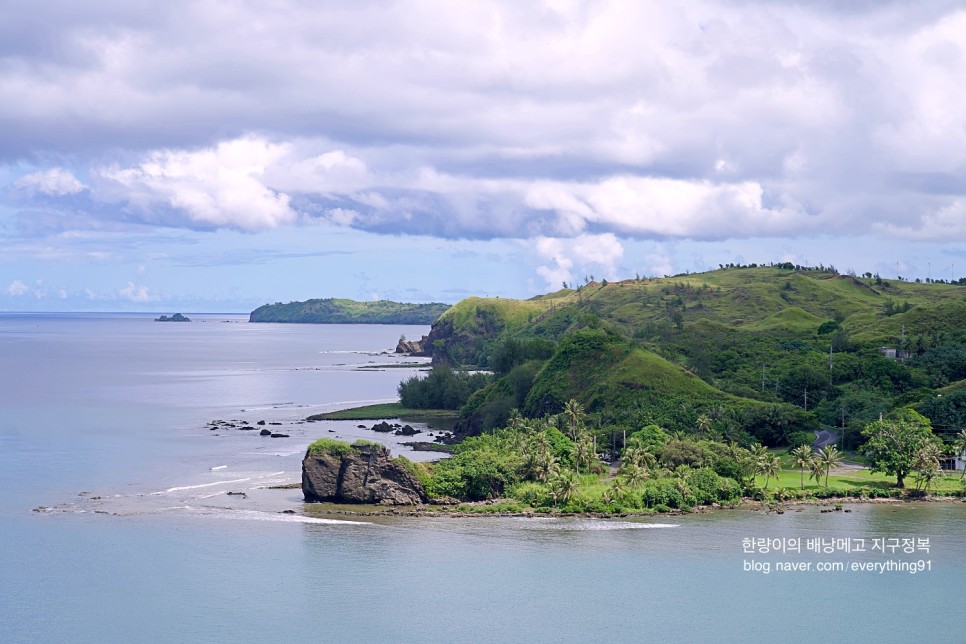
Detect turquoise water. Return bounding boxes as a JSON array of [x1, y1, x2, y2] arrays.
[[2, 315, 964, 643]]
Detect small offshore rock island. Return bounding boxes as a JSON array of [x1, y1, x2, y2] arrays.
[[155, 313, 190, 322], [293, 265, 966, 514]]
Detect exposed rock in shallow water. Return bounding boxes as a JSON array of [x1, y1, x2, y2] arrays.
[[302, 443, 426, 505], [394, 338, 426, 355]]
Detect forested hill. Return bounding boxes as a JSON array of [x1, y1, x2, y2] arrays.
[[249, 298, 451, 324], [407, 265, 966, 445]]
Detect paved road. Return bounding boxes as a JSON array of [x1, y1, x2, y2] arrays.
[[813, 429, 838, 448]]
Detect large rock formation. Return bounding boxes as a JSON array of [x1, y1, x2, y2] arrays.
[[394, 337, 426, 355], [302, 442, 427, 505]]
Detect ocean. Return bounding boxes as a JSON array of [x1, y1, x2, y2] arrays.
[[2, 314, 964, 643]]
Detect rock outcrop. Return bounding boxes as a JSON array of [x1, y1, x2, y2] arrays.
[[394, 337, 426, 355], [156, 313, 191, 322], [302, 442, 427, 505]]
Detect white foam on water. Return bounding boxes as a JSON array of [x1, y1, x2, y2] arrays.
[[152, 477, 254, 494], [189, 508, 374, 526], [210, 465, 227, 471], [524, 520, 679, 531]]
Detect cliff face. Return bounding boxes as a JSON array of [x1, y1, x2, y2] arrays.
[[302, 443, 427, 505]]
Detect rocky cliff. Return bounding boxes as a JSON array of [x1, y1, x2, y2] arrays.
[[302, 442, 427, 505]]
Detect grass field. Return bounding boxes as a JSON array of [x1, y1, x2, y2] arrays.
[[756, 467, 966, 495], [307, 402, 459, 424]]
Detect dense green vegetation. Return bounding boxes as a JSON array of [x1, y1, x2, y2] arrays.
[[306, 438, 379, 456], [411, 402, 965, 512], [249, 298, 450, 324], [397, 367, 492, 410], [405, 266, 966, 448], [307, 402, 458, 422], [307, 265, 966, 511]]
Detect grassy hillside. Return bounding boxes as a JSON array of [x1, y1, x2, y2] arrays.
[[249, 298, 451, 324], [413, 266, 966, 445]]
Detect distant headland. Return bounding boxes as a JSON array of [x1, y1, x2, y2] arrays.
[[249, 298, 450, 324]]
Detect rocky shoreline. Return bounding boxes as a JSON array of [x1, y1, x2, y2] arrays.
[[290, 489, 966, 519]]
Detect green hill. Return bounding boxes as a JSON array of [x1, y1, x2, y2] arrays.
[[249, 298, 451, 324], [409, 266, 966, 445]]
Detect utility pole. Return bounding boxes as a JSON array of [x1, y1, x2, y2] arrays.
[[804, 387, 808, 411], [840, 402, 847, 450], [761, 365, 766, 393]]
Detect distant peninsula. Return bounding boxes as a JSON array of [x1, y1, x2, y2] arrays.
[[155, 313, 190, 322], [249, 298, 451, 324]]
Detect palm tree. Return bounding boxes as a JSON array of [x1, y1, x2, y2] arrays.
[[749, 442, 769, 461], [761, 455, 782, 490], [550, 471, 579, 507], [808, 457, 825, 487], [696, 413, 713, 436], [563, 399, 585, 441], [726, 441, 746, 461], [574, 435, 596, 473], [913, 443, 943, 492], [953, 429, 966, 480], [623, 446, 656, 471], [621, 463, 648, 488], [817, 445, 843, 488], [790, 444, 814, 490]]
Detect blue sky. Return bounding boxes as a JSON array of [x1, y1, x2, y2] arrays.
[[2, 0, 965, 312]]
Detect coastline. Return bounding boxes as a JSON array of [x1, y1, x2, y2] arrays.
[[284, 488, 966, 521]]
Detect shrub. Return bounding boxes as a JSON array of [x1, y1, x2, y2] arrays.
[[306, 438, 354, 457], [687, 467, 721, 505], [641, 479, 687, 509], [509, 481, 550, 507]]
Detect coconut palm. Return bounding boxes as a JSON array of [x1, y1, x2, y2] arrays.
[[563, 399, 585, 441], [913, 442, 943, 491], [953, 429, 966, 480], [808, 457, 825, 487], [623, 446, 657, 471], [817, 445, 843, 488], [726, 441, 746, 461], [574, 435, 596, 473], [696, 413, 713, 436], [621, 463, 649, 488], [790, 444, 814, 490], [760, 455, 782, 490], [749, 442, 769, 461], [550, 470, 579, 507]]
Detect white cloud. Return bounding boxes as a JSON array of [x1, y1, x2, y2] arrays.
[[644, 244, 673, 277], [118, 282, 157, 302], [14, 168, 86, 195], [6, 279, 29, 296], [99, 137, 298, 232], [875, 199, 966, 241], [2, 0, 966, 294], [533, 233, 624, 289]]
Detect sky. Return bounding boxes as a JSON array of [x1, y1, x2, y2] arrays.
[[2, 0, 965, 312]]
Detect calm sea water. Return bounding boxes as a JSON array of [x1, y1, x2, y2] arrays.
[[2, 314, 965, 643]]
